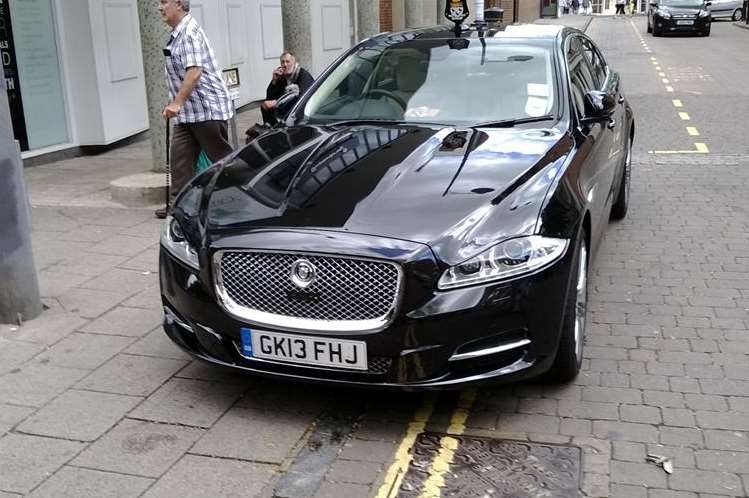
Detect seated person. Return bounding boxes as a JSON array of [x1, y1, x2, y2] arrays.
[[261, 51, 314, 125]]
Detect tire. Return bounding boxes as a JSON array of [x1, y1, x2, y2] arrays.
[[546, 232, 588, 382], [652, 25, 661, 36], [703, 26, 711, 36], [647, 21, 652, 33], [610, 135, 632, 220], [733, 8, 743, 21]]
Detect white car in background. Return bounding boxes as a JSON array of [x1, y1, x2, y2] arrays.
[[708, 0, 744, 20]]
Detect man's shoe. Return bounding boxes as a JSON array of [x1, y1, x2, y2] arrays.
[[155, 206, 168, 219]]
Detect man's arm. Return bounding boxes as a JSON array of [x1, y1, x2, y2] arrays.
[[163, 67, 202, 119]]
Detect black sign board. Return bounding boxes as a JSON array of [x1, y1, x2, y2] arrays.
[[0, 0, 28, 151]]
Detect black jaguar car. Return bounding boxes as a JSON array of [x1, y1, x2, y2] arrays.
[[648, 0, 713, 36], [160, 23, 634, 389]]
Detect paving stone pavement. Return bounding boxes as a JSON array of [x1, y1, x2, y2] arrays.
[[3, 22, 749, 498]]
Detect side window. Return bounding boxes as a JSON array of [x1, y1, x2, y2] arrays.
[[581, 39, 607, 88], [567, 37, 597, 118]]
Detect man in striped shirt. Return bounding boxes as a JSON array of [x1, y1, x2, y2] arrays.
[[157, 0, 233, 218]]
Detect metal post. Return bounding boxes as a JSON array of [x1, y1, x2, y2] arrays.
[[474, 0, 486, 22], [0, 77, 41, 324], [229, 100, 238, 149]]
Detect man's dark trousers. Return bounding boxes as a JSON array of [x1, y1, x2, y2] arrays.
[[170, 120, 232, 205]]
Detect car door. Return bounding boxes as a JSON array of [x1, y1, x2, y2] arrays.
[[566, 36, 616, 249], [581, 37, 626, 214]]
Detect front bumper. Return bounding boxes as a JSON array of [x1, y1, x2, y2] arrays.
[[654, 14, 710, 32], [159, 242, 574, 390]]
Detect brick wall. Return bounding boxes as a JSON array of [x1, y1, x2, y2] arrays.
[[380, 0, 393, 31]]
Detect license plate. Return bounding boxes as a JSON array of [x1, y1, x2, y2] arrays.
[[240, 328, 368, 371], [676, 20, 694, 25]]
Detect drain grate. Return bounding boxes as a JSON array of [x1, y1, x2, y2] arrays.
[[397, 433, 581, 498]]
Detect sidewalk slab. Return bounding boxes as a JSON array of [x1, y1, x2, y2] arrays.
[[71, 419, 204, 478], [16, 389, 141, 441], [27, 467, 153, 498], [0, 433, 85, 494], [141, 455, 275, 498]]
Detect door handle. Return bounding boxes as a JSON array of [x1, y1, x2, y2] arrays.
[[607, 118, 616, 130]]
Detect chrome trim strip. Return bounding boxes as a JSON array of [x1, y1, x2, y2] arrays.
[[448, 338, 531, 362], [212, 248, 404, 333], [163, 306, 191, 332]]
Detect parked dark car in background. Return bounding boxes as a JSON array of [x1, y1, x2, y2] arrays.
[[648, 0, 713, 36], [159, 23, 634, 389]]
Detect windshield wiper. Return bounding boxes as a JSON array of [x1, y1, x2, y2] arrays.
[[471, 115, 556, 129], [325, 119, 410, 127], [325, 118, 452, 128]]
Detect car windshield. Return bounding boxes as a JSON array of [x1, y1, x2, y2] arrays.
[[300, 39, 556, 126], [659, 0, 704, 6]]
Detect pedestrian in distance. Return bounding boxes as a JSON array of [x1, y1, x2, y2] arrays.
[[582, 0, 591, 15], [615, 0, 627, 15], [156, 0, 234, 219], [571, 0, 580, 14], [261, 51, 314, 126], [561, 0, 570, 15]]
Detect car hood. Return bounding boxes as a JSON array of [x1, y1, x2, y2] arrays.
[[176, 123, 572, 266]]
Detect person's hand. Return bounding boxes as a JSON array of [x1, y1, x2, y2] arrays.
[[162, 102, 181, 119], [272, 67, 284, 81], [261, 100, 277, 111]]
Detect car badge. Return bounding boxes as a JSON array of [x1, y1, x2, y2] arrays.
[[290, 259, 316, 289]]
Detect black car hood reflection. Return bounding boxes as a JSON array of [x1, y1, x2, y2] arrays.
[[180, 123, 572, 265]]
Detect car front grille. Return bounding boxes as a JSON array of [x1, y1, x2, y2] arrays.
[[368, 356, 393, 375], [214, 250, 402, 332]]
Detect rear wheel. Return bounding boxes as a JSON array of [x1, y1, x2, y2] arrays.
[[733, 8, 743, 21], [611, 135, 632, 220], [547, 233, 588, 382]]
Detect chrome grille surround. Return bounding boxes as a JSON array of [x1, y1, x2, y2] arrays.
[[213, 250, 403, 332]]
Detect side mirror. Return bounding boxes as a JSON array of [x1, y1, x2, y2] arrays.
[[275, 90, 299, 116], [582, 90, 616, 123]]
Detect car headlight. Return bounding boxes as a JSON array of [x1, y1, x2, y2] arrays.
[[161, 215, 199, 269], [698, 9, 710, 17], [657, 8, 671, 18], [437, 235, 569, 290]]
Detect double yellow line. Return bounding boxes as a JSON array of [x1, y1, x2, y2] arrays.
[[629, 19, 709, 154], [374, 388, 477, 498]]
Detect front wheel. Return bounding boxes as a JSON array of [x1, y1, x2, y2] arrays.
[[546, 233, 588, 382]]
